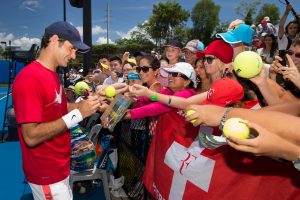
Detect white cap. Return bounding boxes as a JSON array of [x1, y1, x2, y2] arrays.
[[264, 16, 270, 22], [163, 62, 197, 88]]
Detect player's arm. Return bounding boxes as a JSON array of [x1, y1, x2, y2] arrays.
[[22, 96, 100, 147], [21, 120, 69, 147], [67, 102, 78, 112]]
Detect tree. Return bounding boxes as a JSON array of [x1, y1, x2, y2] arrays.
[[244, 9, 254, 25], [215, 21, 231, 34], [255, 3, 280, 25], [235, 0, 261, 24], [0, 45, 3, 59], [115, 29, 155, 53], [92, 44, 118, 62], [235, 0, 280, 26], [191, 0, 221, 45], [141, 0, 189, 48]]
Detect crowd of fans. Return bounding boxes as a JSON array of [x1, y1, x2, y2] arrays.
[[12, 3, 300, 200]]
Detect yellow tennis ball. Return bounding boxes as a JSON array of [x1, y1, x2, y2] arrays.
[[223, 118, 250, 139], [74, 81, 90, 96], [104, 85, 116, 98], [186, 109, 197, 124], [101, 63, 110, 70], [233, 51, 263, 78]]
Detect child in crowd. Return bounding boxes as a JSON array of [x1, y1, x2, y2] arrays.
[[127, 72, 148, 162]]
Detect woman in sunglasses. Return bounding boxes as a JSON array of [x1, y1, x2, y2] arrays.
[[136, 55, 163, 92], [197, 40, 234, 83], [124, 62, 197, 121], [133, 55, 164, 136]]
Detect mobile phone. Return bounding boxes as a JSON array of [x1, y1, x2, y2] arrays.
[[279, 50, 287, 66], [118, 72, 124, 78]]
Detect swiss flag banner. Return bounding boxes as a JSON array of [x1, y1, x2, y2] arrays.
[[143, 109, 300, 200]]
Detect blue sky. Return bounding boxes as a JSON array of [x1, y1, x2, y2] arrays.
[[0, 0, 299, 50]]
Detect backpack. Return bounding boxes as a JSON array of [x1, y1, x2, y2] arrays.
[[70, 125, 97, 172]]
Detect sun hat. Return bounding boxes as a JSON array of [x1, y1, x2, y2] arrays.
[[163, 62, 197, 88]]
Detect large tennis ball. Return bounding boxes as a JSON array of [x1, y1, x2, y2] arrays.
[[185, 109, 197, 124], [74, 81, 90, 96], [233, 51, 263, 78], [223, 118, 250, 139], [104, 85, 116, 98]]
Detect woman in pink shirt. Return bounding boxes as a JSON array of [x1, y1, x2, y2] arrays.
[[124, 62, 197, 120]]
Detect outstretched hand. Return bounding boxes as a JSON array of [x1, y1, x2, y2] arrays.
[[227, 121, 288, 158], [184, 105, 225, 127], [282, 54, 300, 89], [129, 84, 151, 98]]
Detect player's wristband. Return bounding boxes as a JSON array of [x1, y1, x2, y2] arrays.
[[62, 109, 83, 129], [150, 92, 158, 101]]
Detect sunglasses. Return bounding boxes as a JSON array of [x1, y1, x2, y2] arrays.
[[286, 50, 300, 59], [169, 72, 189, 80], [136, 66, 154, 73], [203, 56, 216, 64]]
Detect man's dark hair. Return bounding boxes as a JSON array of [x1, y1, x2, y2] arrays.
[[109, 56, 122, 64], [41, 34, 66, 49], [99, 55, 109, 60], [40, 35, 51, 49]]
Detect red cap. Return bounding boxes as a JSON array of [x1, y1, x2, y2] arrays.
[[200, 78, 244, 107], [261, 20, 267, 24], [197, 40, 233, 64]]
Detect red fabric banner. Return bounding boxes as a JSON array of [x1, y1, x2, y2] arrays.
[[143, 109, 300, 200]]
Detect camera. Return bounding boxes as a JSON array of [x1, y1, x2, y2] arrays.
[[279, 50, 287, 66]]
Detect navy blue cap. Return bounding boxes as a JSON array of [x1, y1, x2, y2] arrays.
[[163, 40, 183, 49], [133, 51, 145, 57], [44, 21, 90, 53]]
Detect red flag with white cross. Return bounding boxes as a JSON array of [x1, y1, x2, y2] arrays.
[[143, 109, 300, 200]]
